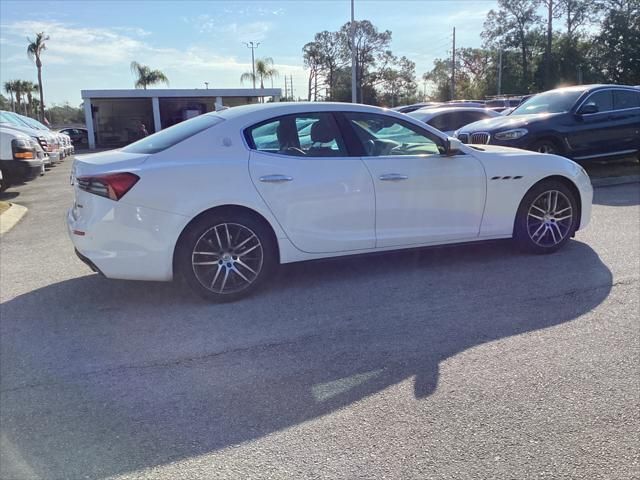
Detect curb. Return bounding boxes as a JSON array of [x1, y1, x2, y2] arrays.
[[591, 174, 640, 188], [0, 203, 28, 236]]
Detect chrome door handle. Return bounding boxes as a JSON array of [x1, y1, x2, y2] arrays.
[[379, 173, 408, 181], [259, 174, 293, 183]]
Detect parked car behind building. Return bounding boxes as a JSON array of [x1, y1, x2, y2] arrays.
[[455, 84, 640, 160], [59, 127, 88, 147]]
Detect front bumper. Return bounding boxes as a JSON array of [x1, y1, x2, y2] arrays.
[[0, 158, 44, 183], [48, 151, 61, 164], [457, 132, 530, 149]]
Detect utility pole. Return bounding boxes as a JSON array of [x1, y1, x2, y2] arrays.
[[290, 74, 294, 101], [204, 82, 209, 89], [350, 0, 357, 103], [497, 49, 503, 95], [451, 27, 456, 100], [577, 65, 583, 85], [284, 76, 288, 99], [244, 41, 260, 89]]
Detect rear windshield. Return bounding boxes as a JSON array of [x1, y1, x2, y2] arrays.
[[122, 114, 223, 154]]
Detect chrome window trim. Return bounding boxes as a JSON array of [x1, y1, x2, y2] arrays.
[[575, 87, 640, 114]]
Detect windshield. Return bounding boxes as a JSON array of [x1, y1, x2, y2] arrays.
[[407, 111, 430, 121], [122, 114, 223, 154], [20, 116, 48, 130], [510, 89, 585, 115], [0, 111, 30, 128]]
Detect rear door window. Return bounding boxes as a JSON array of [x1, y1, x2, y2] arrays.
[[613, 90, 640, 110], [246, 113, 348, 157]]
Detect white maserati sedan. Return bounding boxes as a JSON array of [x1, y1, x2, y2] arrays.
[[68, 102, 592, 301]]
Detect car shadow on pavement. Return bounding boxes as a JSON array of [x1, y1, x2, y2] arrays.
[[592, 182, 640, 206], [0, 240, 613, 479], [0, 191, 19, 201]]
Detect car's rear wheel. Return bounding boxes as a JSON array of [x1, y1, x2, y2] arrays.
[[514, 180, 578, 254], [177, 211, 277, 302]]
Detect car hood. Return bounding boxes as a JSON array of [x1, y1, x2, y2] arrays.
[[460, 112, 564, 132], [466, 144, 542, 156]]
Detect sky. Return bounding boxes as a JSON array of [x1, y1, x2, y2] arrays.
[[0, 0, 497, 106]]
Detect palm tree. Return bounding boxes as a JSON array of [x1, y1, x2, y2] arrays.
[[130, 61, 169, 89], [6, 80, 25, 113], [4, 81, 15, 112], [27, 32, 49, 122], [22, 81, 38, 117], [240, 57, 278, 102]]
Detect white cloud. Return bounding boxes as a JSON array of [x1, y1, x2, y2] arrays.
[[0, 19, 307, 102], [181, 15, 272, 41]]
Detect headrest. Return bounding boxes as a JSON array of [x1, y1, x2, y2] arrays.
[[277, 121, 300, 149], [310, 120, 337, 144]]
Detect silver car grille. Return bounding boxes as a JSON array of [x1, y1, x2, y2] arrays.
[[470, 132, 490, 144], [457, 133, 470, 144]]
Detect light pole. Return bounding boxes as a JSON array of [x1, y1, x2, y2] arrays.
[[350, 0, 357, 103], [244, 41, 260, 89], [204, 82, 209, 89]]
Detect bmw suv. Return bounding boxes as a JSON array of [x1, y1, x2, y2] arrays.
[[455, 85, 640, 161]]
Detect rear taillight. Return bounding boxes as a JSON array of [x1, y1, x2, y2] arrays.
[[77, 172, 140, 201]]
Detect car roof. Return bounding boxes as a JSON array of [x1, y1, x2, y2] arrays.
[[411, 106, 495, 116], [545, 84, 637, 94], [212, 102, 401, 121]]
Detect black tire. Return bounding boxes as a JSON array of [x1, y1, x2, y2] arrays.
[[0, 169, 9, 193], [530, 138, 562, 155], [514, 179, 578, 254], [176, 210, 277, 302]]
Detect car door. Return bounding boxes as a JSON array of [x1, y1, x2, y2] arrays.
[[247, 112, 375, 254], [569, 89, 618, 157], [611, 89, 640, 153], [340, 112, 486, 248]]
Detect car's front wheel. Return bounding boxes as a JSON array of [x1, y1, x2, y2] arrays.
[[177, 211, 277, 302], [530, 138, 562, 155], [514, 180, 578, 254]]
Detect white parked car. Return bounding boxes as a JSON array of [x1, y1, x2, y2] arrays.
[[408, 107, 501, 136], [0, 111, 60, 165], [16, 114, 71, 159], [0, 126, 44, 191], [68, 102, 593, 301]]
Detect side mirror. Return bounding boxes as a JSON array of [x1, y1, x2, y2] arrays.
[[578, 103, 598, 115], [445, 137, 463, 156]]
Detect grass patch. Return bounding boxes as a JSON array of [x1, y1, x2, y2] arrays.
[[0, 201, 10, 215]]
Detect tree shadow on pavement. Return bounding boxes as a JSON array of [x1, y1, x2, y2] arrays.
[[0, 240, 612, 479]]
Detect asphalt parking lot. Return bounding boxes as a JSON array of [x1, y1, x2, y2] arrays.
[[1, 158, 639, 479]]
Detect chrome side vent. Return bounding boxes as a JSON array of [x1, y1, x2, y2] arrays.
[[490, 176, 524, 181]]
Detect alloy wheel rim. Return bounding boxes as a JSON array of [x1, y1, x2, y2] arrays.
[[536, 143, 556, 154], [192, 223, 263, 294], [526, 190, 573, 247]]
